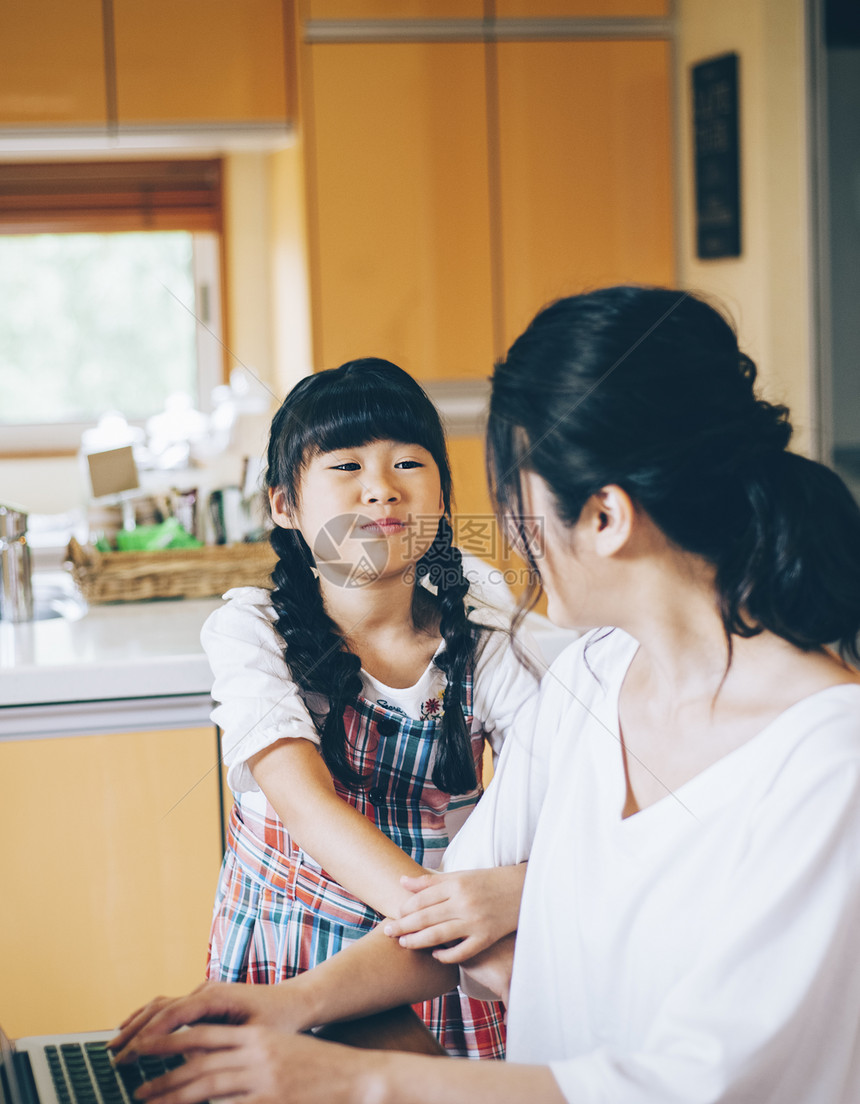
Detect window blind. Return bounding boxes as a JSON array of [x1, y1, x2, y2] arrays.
[[0, 158, 222, 233]]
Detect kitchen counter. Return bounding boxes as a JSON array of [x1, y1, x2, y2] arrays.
[[0, 571, 579, 740], [0, 588, 223, 739]]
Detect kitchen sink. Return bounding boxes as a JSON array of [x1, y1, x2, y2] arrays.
[[31, 596, 84, 621], [30, 577, 87, 622]]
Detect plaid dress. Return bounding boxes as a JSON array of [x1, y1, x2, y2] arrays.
[[207, 671, 507, 1060]]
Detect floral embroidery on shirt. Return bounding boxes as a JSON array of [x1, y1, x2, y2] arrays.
[[421, 694, 444, 719]]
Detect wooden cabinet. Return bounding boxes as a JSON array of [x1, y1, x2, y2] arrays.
[[113, 0, 290, 126], [0, 727, 223, 1038], [305, 2, 668, 19], [303, 32, 674, 378], [495, 0, 668, 15], [0, 0, 292, 132], [496, 38, 675, 345], [0, 0, 107, 127], [304, 41, 495, 378], [307, 1, 483, 16]]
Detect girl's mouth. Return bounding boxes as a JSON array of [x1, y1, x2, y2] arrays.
[[361, 519, 405, 536]]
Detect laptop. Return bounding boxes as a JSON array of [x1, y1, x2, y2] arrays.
[[0, 1024, 184, 1104]]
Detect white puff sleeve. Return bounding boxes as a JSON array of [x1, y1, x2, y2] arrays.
[[201, 586, 323, 795]]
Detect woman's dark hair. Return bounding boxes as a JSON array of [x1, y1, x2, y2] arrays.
[[488, 285, 860, 662], [267, 357, 481, 794]]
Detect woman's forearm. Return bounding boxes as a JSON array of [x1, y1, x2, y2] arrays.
[[364, 1052, 565, 1104], [131, 1022, 564, 1104], [111, 926, 460, 1065], [285, 925, 460, 1033]]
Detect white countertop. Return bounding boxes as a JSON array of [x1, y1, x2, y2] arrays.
[[0, 572, 578, 740], [0, 582, 223, 737], [0, 595, 221, 708]]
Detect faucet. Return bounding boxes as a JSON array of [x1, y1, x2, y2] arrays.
[[0, 504, 34, 622]]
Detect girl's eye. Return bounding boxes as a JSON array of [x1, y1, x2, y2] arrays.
[[331, 461, 360, 471], [395, 460, 423, 469]]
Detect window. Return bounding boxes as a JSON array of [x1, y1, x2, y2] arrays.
[[0, 159, 224, 454]]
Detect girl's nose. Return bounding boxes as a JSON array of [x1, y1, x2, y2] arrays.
[[361, 475, 400, 504]]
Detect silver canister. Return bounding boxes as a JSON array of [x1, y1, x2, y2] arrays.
[[0, 504, 34, 622]]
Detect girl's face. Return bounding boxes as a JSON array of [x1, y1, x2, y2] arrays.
[[270, 438, 444, 588]]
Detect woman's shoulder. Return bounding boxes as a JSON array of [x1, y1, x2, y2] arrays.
[[537, 627, 638, 709], [550, 626, 637, 674], [770, 683, 860, 768]]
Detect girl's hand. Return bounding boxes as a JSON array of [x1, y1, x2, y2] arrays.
[[109, 981, 299, 1066], [383, 864, 527, 963]]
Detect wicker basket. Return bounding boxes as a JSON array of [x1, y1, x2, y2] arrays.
[[66, 536, 277, 604]]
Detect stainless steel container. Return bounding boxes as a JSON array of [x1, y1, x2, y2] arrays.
[[0, 504, 34, 622]]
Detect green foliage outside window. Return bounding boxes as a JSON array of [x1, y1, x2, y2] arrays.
[[0, 232, 197, 425]]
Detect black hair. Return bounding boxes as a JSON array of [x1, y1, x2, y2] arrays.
[[267, 357, 481, 794], [487, 285, 860, 662]]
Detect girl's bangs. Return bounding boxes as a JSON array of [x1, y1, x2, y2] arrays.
[[299, 378, 446, 462]]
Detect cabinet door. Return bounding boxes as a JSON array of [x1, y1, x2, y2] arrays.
[[0, 727, 223, 1038], [305, 41, 495, 379], [495, 1, 668, 15], [306, 1, 483, 15], [496, 38, 675, 345], [0, 0, 106, 127], [113, 0, 290, 125]]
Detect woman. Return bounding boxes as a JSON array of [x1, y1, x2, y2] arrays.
[[112, 287, 860, 1103]]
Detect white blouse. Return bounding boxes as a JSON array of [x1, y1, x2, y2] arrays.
[[201, 585, 543, 802], [444, 628, 860, 1103]]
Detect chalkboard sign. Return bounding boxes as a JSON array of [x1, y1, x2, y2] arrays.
[[692, 53, 741, 259]]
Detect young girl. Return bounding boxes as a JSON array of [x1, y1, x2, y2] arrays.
[[201, 358, 538, 1059]]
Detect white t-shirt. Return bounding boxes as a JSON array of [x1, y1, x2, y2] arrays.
[[444, 628, 860, 1103], [201, 586, 543, 825]]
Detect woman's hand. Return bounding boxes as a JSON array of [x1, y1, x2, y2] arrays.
[[126, 1018, 561, 1104], [383, 864, 527, 963], [109, 981, 301, 1066], [123, 1024, 383, 1104]]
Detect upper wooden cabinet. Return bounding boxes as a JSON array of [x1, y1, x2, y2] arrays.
[[304, 1, 668, 18], [495, 0, 669, 15], [305, 41, 495, 379], [0, 0, 107, 127], [303, 33, 674, 380], [496, 38, 675, 346], [113, 0, 291, 126], [306, 1, 483, 16], [0, 0, 292, 132]]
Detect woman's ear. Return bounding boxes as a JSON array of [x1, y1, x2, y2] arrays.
[[269, 487, 294, 530], [588, 485, 634, 557]]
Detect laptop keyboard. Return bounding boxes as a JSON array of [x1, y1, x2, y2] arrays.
[[45, 1042, 183, 1104]]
